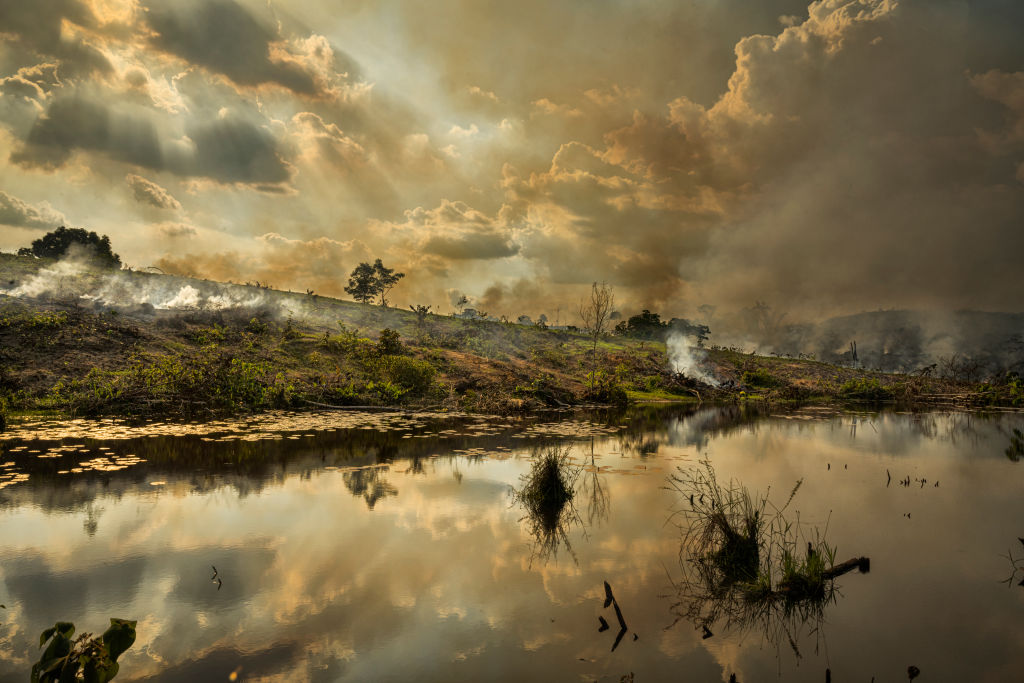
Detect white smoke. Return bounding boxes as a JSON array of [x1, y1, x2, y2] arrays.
[[1, 256, 281, 313], [3, 258, 86, 298], [667, 332, 721, 386]]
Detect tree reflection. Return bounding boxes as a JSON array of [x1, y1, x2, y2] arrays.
[[342, 466, 397, 510], [580, 439, 610, 527]]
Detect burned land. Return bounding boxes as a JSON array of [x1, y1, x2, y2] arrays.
[[0, 253, 1020, 421]]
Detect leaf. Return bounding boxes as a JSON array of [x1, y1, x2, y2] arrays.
[[101, 619, 137, 661]]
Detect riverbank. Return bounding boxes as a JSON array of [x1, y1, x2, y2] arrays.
[[1, 254, 1020, 420]]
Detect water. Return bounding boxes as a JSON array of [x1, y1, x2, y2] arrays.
[[1, 405, 1022, 681]]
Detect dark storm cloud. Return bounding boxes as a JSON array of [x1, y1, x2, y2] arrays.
[[145, 0, 322, 95], [10, 95, 293, 186], [0, 0, 114, 78], [185, 112, 293, 184], [401, 200, 520, 261], [11, 96, 162, 169], [422, 230, 519, 260]]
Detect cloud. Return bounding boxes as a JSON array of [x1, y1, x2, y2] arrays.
[[10, 95, 293, 186], [156, 221, 196, 238], [126, 174, 181, 210], [403, 200, 519, 261], [145, 0, 344, 97], [0, 190, 65, 228]]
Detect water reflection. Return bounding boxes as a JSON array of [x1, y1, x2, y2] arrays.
[[0, 406, 1022, 681]]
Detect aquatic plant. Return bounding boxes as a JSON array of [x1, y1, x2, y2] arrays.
[[667, 461, 867, 659], [31, 618, 136, 682], [512, 443, 583, 564]]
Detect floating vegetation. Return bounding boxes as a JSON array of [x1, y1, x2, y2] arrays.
[[1, 410, 623, 444], [667, 461, 869, 659], [511, 443, 583, 565]]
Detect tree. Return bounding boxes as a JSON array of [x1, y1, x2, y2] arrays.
[[372, 258, 404, 307], [614, 310, 668, 339], [410, 304, 431, 338], [27, 226, 121, 268], [345, 262, 376, 304], [578, 282, 614, 390], [344, 259, 406, 307]]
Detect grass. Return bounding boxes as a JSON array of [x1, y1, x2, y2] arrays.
[[838, 377, 895, 401], [511, 444, 582, 564], [667, 461, 856, 656]]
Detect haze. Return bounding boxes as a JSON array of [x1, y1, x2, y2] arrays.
[[1, 0, 1022, 321]]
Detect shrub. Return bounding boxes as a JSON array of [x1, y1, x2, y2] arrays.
[[838, 377, 894, 400], [32, 618, 136, 682], [741, 368, 783, 389], [381, 355, 436, 395], [377, 328, 403, 356]]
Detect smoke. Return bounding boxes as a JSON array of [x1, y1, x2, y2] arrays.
[[0, 256, 294, 316], [666, 332, 720, 387]]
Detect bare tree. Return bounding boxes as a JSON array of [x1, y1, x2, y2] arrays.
[[578, 282, 614, 389]]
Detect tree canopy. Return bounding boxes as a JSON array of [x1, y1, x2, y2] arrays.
[[614, 309, 711, 345], [344, 259, 405, 307], [22, 226, 121, 268]]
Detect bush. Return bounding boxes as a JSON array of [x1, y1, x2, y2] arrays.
[[381, 355, 436, 395], [32, 618, 136, 682], [584, 371, 628, 405], [838, 377, 894, 400], [377, 328, 403, 356], [741, 368, 783, 389]]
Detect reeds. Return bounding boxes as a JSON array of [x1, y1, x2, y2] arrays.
[[512, 443, 583, 565], [667, 460, 847, 658]]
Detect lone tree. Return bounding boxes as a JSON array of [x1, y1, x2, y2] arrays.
[[345, 262, 377, 304], [22, 226, 121, 268], [578, 282, 614, 388], [344, 258, 405, 307]]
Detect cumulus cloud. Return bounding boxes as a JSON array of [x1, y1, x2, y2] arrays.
[[403, 200, 519, 261], [126, 174, 181, 210], [0, 190, 65, 228]]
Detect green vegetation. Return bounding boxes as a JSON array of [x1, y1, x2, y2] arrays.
[[742, 368, 784, 389], [20, 226, 121, 269], [668, 462, 866, 653], [512, 444, 582, 564], [345, 259, 405, 306], [838, 377, 895, 400], [32, 618, 136, 682]]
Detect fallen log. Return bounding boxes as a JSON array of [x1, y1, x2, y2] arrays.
[[823, 556, 870, 580]]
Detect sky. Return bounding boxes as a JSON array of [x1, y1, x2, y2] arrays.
[[0, 0, 1022, 321]]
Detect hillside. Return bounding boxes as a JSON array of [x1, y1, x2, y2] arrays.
[[0, 254, 1020, 420]]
